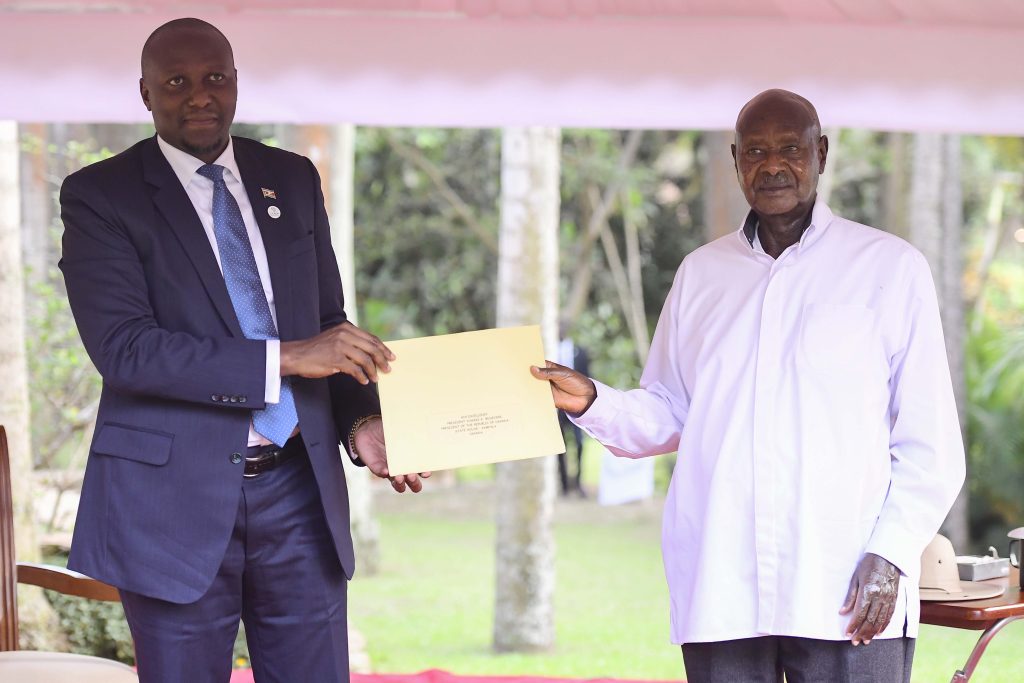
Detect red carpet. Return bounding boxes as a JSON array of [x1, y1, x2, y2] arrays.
[[228, 669, 682, 683]]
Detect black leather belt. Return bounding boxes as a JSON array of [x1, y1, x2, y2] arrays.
[[244, 434, 305, 478]]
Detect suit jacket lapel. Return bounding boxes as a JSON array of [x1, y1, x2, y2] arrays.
[[233, 139, 295, 341], [142, 137, 244, 337]]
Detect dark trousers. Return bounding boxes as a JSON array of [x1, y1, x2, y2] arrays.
[[682, 635, 915, 683], [557, 411, 584, 495], [120, 451, 349, 683]]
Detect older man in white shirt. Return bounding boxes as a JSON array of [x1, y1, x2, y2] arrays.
[[533, 89, 965, 683]]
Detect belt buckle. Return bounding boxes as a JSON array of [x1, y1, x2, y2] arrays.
[[243, 448, 279, 478], [242, 456, 262, 478]]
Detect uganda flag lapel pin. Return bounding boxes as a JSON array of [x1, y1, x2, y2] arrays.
[[261, 187, 277, 200]]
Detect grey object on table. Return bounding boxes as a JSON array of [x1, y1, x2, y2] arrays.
[[956, 555, 1010, 581]]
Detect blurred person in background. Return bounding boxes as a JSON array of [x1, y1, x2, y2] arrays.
[[557, 327, 590, 497]]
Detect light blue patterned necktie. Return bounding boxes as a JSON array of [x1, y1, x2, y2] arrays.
[[198, 163, 297, 447]]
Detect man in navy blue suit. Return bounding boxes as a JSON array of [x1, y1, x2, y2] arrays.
[[59, 17, 425, 682]]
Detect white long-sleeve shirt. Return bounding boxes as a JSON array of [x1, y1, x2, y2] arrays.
[[158, 136, 281, 446], [573, 200, 965, 644]]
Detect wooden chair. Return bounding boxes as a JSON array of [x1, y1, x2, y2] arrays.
[[0, 425, 138, 680]]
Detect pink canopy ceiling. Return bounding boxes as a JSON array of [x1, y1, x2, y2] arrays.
[[1, 0, 1022, 133]]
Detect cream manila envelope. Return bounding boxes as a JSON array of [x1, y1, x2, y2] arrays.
[[376, 325, 566, 476]]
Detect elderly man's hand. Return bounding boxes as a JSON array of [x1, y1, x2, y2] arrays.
[[839, 552, 900, 645], [354, 416, 430, 493], [530, 360, 597, 416]]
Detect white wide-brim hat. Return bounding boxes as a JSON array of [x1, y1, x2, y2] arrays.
[[920, 533, 1004, 601]]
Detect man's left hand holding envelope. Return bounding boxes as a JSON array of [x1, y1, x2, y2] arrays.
[[353, 414, 431, 493]]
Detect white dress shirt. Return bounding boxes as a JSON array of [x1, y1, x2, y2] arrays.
[[573, 200, 965, 644], [157, 136, 282, 447]]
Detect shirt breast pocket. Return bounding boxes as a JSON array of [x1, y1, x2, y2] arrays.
[[799, 304, 878, 377]]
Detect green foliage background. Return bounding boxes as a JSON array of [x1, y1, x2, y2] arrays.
[[16, 124, 1024, 667]]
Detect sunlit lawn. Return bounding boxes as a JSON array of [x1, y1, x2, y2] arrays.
[[349, 456, 1024, 681], [351, 496, 675, 678]]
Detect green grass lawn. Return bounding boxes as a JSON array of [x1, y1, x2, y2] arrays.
[[349, 470, 1023, 681]]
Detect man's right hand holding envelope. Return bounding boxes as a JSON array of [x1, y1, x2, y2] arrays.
[[530, 360, 598, 417], [280, 320, 430, 493]]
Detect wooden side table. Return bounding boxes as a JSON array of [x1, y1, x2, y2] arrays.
[[920, 568, 1024, 682]]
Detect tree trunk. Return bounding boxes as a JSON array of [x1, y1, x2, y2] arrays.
[[1, 121, 62, 648], [623, 189, 650, 363], [939, 135, 970, 550], [969, 180, 1010, 329], [493, 126, 560, 653], [562, 130, 642, 327], [282, 123, 381, 574], [699, 130, 749, 243], [908, 133, 970, 549], [20, 123, 50, 297], [328, 124, 381, 575], [586, 185, 650, 366], [882, 133, 909, 239]]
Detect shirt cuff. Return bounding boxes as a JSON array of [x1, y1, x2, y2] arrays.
[[569, 379, 619, 430], [864, 521, 919, 579], [265, 339, 281, 404]]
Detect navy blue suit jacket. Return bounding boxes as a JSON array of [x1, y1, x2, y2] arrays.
[[59, 136, 378, 603]]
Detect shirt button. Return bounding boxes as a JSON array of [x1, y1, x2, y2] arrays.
[[230, 452, 242, 464], [211, 394, 221, 402], [221, 396, 230, 403], [239, 397, 247, 404], [229, 396, 239, 403]]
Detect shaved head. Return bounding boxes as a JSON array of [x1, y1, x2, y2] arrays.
[[731, 89, 828, 227], [141, 18, 233, 78], [735, 89, 821, 145], [138, 18, 237, 163]]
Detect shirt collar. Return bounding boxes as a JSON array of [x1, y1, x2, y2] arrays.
[[741, 209, 758, 246], [738, 197, 835, 253], [156, 135, 242, 188], [801, 199, 834, 249]]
